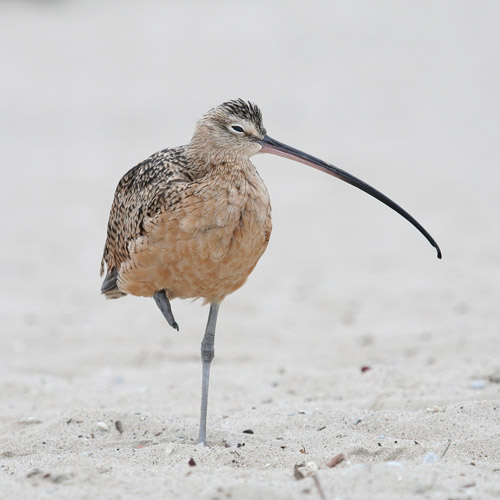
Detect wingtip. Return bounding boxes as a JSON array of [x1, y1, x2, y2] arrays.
[[101, 268, 126, 298]]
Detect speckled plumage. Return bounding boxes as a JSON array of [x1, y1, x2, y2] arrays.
[[100, 99, 272, 304]]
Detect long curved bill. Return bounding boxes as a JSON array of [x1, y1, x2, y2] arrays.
[[259, 135, 442, 259]]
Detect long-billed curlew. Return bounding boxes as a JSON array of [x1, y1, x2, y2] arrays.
[[101, 99, 441, 445]]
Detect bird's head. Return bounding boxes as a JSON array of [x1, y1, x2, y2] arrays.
[[191, 99, 267, 160]]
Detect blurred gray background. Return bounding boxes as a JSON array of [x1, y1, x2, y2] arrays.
[[1, 3, 500, 498], [1, 0, 499, 414]]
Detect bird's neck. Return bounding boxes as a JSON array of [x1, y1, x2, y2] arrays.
[[184, 142, 257, 185]]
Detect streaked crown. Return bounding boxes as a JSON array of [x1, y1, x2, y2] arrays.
[[218, 99, 266, 136]]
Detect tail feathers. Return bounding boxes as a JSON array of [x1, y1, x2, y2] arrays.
[[101, 268, 126, 299]]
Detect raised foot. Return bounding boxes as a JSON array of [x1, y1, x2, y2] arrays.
[[153, 290, 179, 331]]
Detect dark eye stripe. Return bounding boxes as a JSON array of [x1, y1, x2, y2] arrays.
[[231, 125, 244, 133]]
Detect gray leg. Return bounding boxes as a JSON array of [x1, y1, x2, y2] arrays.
[[153, 290, 179, 331], [197, 303, 220, 446]]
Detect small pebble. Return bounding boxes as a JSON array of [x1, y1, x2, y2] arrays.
[[96, 422, 109, 432], [18, 417, 42, 425], [188, 458, 196, 467], [423, 452, 439, 464], [470, 380, 486, 390], [243, 429, 254, 434], [304, 462, 318, 474], [385, 461, 403, 468], [425, 405, 443, 413], [115, 421, 124, 434], [294, 462, 318, 480], [326, 453, 345, 468]]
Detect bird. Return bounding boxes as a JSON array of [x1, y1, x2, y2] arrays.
[[100, 98, 441, 446]]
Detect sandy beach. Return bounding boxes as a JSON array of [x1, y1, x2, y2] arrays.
[[1, 1, 499, 498]]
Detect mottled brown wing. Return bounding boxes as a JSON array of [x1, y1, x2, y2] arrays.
[[100, 147, 194, 297]]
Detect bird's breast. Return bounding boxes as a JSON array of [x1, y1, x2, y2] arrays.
[[118, 169, 272, 303]]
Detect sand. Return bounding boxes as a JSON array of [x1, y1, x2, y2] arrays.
[[1, 1, 500, 499]]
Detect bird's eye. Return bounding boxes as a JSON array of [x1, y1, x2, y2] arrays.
[[231, 125, 245, 133]]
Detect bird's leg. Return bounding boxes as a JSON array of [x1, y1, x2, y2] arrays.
[[197, 302, 220, 446], [153, 290, 179, 331]]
